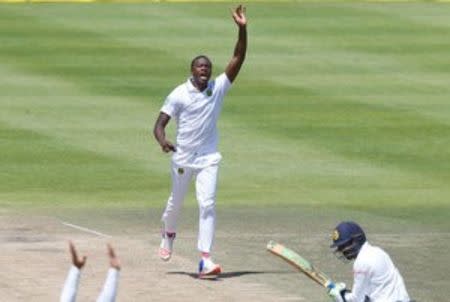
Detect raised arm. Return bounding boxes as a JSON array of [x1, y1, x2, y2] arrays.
[[96, 244, 121, 302], [153, 112, 176, 153], [225, 5, 247, 83], [60, 241, 87, 302]]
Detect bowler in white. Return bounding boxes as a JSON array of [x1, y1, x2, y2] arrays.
[[153, 5, 247, 279]]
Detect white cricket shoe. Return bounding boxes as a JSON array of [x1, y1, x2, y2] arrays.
[[198, 258, 221, 279], [158, 232, 176, 261]]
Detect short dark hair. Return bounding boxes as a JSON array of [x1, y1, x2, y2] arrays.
[[190, 55, 212, 69]]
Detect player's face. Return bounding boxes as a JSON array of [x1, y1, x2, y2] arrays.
[[191, 58, 212, 88], [334, 241, 358, 261]]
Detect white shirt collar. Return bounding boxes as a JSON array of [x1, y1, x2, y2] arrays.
[[186, 77, 198, 93], [186, 77, 213, 95]]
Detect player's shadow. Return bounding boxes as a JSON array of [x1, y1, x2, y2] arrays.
[[167, 270, 293, 280]]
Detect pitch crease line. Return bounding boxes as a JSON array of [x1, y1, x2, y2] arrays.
[[61, 221, 112, 238]]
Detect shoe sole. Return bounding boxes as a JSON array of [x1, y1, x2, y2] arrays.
[[198, 266, 221, 279]]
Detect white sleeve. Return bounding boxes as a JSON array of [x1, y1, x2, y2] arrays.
[[160, 93, 179, 118], [96, 268, 120, 302], [60, 266, 81, 302], [344, 262, 371, 302], [215, 73, 232, 97]]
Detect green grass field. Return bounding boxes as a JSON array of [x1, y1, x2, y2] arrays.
[[2, 2, 449, 221], [1, 2, 450, 301]]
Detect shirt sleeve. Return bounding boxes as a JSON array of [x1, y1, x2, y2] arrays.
[[344, 262, 371, 302], [160, 93, 179, 118], [60, 266, 81, 302], [96, 268, 120, 302], [215, 73, 232, 97]]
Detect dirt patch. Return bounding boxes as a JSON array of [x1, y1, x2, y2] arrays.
[[1, 206, 449, 301], [0, 211, 300, 302]]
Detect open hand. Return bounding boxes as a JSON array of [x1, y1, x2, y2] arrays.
[[107, 243, 121, 270], [69, 241, 87, 269], [232, 5, 247, 27]]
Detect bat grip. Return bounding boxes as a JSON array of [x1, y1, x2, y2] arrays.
[[326, 281, 335, 289]]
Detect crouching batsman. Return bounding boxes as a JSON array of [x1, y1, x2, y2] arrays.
[[327, 221, 411, 302]]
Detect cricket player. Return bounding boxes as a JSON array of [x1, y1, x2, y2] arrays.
[[327, 221, 410, 302], [153, 5, 247, 278], [60, 241, 120, 302]]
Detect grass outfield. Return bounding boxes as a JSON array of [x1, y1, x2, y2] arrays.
[[0, 3, 450, 223], [1, 3, 450, 224], [1, 3, 450, 301], [1, 3, 449, 225]]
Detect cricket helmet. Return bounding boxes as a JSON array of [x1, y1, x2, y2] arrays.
[[330, 221, 366, 260]]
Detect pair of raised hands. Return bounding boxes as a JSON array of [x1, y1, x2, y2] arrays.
[[69, 240, 120, 271]]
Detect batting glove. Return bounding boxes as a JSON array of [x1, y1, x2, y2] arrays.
[[327, 282, 347, 302]]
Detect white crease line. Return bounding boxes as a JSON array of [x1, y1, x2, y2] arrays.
[[61, 221, 112, 238]]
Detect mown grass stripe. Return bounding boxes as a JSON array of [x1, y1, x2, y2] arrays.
[[0, 3, 449, 226]]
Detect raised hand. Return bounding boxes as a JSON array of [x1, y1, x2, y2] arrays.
[[232, 5, 247, 27], [69, 240, 87, 269], [107, 243, 121, 270]]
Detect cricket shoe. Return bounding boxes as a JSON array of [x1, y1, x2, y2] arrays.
[[198, 258, 221, 279], [158, 232, 176, 261]]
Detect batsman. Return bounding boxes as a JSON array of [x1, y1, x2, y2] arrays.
[[327, 221, 411, 302]]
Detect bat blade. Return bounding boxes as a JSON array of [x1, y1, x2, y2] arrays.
[[266, 240, 332, 288]]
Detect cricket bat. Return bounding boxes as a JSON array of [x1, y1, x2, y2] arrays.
[[266, 240, 333, 288]]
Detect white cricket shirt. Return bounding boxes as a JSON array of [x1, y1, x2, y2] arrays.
[[161, 73, 231, 168], [344, 242, 410, 302]]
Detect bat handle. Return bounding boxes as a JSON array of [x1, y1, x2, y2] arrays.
[[325, 281, 335, 289]]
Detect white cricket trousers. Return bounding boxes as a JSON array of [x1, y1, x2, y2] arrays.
[[161, 162, 218, 253]]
